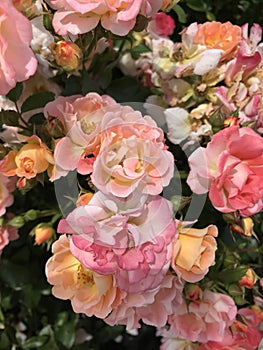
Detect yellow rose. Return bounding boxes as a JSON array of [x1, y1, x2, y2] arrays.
[[172, 224, 218, 282]]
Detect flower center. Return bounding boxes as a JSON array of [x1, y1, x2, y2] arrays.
[[77, 264, 94, 287], [21, 157, 34, 173]]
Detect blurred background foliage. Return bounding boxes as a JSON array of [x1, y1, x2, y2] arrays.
[[1, 1, 263, 349]]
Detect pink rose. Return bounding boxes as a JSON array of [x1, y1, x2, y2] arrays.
[[168, 290, 237, 343], [198, 309, 263, 350], [187, 126, 263, 216], [0, 0, 37, 94], [58, 198, 177, 293], [46, 0, 163, 36], [91, 105, 174, 197], [148, 13, 175, 37], [57, 191, 174, 248], [105, 273, 184, 330], [0, 174, 15, 217], [44, 93, 117, 179]]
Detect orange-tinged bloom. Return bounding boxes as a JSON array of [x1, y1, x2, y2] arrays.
[[0, 136, 54, 179], [76, 192, 94, 207], [172, 223, 218, 282], [45, 235, 118, 318], [239, 268, 258, 289], [34, 225, 54, 245], [50, 41, 82, 72], [194, 21, 242, 61]]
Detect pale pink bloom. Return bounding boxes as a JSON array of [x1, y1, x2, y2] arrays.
[[44, 93, 117, 180], [57, 192, 175, 248], [105, 273, 184, 330], [168, 290, 237, 343], [45, 235, 119, 319], [91, 105, 174, 197], [58, 207, 177, 293], [148, 13, 175, 37], [0, 221, 18, 255], [46, 0, 163, 36], [0, 174, 15, 216], [0, 0, 37, 95], [187, 126, 263, 216]]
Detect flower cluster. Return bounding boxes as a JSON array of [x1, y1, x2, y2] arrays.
[[0, 0, 263, 349]]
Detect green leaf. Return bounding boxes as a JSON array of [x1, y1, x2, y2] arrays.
[[99, 61, 117, 90], [217, 266, 247, 284], [22, 335, 49, 349], [21, 92, 55, 114], [6, 82, 23, 102], [106, 76, 150, 103], [185, 0, 206, 12], [0, 110, 20, 127], [129, 44, 151, 60], [28, 113, 46, 125], [173, 4, 187, 23], [81, 71, 101, 95]]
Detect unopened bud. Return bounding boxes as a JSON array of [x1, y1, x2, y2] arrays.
[[239, 268, 258, 289], [34, 225, 54, 245], [50, 41, 82, 72], [161, 0, 179, 11]]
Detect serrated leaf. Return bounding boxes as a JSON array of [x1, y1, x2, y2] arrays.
[[21, 92, 55, 114]]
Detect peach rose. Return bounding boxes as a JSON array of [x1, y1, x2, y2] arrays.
[[0, 136, 54, 179], [91, 105, 174, 197], [172, 223, 218, 282], [0, 0, 37, 94], [194, 21, 242, 61], [45, 235, 118, 319]]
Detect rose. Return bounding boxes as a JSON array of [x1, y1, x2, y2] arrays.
[[45, 235, 118, 319], [171, 223, 218, 283], [0, 136, 54, 180], [44, 93, 117, 180], [193, 21, 242, 61], [105, 273, 184, 330], [46, 0, 163, 36], [58, 191, 174, 247], [187, 126, 263, 216], [168, 290, 237, 343], [58, 199, 177, 293], [0, 0, 37, 94], [91, 105, 174, 197], [148, 13, 175, 37]]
